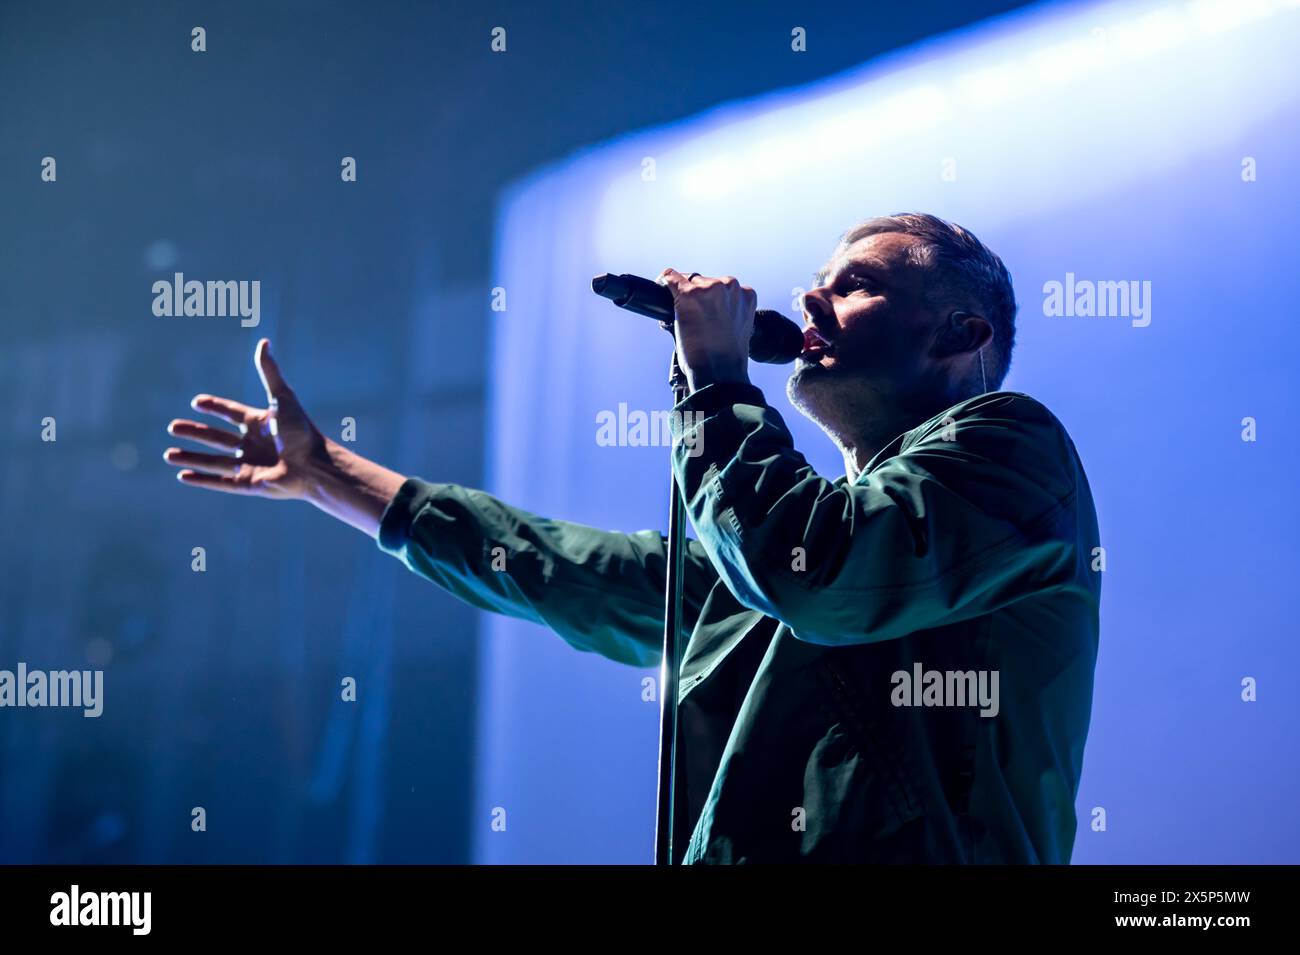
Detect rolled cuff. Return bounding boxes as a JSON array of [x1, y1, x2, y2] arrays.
[[670, 381, 767, 438], [377, 476, 441, 554]]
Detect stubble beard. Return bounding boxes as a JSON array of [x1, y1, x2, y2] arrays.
[[786, 360, 847, 433]]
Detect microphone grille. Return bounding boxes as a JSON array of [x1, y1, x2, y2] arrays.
[[750, 309, 804, 364]]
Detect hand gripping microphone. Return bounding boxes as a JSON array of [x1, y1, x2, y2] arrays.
[[591, 272, 804, 364]]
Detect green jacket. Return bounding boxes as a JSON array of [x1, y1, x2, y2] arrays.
[[377, 385, 1101, 863]]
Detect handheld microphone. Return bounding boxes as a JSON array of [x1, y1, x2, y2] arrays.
[[591, 272, 804, 364]]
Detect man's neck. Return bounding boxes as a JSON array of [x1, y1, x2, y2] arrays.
[[830, 386, 962, 482]]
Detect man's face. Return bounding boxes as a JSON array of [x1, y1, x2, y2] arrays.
[[788, 231, 941, 416]]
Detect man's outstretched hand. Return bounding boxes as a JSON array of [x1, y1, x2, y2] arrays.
[[165, 338, 325, 500], [164, 339, 408, 538]]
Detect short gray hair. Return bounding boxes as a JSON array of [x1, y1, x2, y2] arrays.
[[822, 212, 1018, 388]]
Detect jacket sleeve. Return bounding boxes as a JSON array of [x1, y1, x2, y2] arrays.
[[375, 478, 718, 667], [669, 383, 1082, 646]]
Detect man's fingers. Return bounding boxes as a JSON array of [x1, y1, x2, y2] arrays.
[[190, 394, 256, 427], [175, 470, 249, 494], [167, 419, 242, 451], [163, 448, 242, 476], [659, 268, 715, 292], [658, 267, 688, 290], [255, 338, 292, 404], [658, 269, 706, 304]]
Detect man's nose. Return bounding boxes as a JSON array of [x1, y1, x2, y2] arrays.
[[801, 287, 833, 325]]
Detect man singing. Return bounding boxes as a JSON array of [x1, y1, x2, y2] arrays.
[[164, 212, 1101, 864]]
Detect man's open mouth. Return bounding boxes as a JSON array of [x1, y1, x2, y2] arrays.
[[799, 325, 834, 361]]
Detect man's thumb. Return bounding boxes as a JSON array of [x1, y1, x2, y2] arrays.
[[255, 338, 293, 403]]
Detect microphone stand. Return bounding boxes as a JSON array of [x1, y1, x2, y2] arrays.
[[589, 272, 801, 863], [654, 328, 689, 865]]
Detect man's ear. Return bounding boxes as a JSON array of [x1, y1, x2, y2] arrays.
[[932, 310, 993, 358]]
